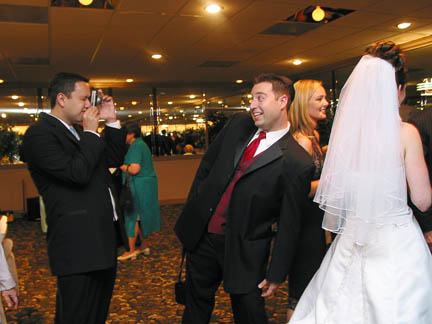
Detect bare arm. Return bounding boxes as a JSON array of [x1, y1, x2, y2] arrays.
[[120, 163, 141, 175], [402, 122, 432, 212]]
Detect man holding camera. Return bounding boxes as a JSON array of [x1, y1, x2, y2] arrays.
[[22, 72, 127, 324]]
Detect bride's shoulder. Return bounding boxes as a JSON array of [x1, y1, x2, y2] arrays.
[[401, 122, 421, 140]]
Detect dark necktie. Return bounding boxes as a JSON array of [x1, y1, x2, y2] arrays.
[[242, 131, 266, 162]]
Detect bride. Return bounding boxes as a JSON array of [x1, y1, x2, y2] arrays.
[[289, 41, 432, 324]]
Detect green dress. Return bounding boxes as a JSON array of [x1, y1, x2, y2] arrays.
[[123, 137, 160, 237]]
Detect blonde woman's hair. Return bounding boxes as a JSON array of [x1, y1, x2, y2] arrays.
[[288, 79, 324, 136]]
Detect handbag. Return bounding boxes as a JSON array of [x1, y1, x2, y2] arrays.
[[119, 170, 134, 212], [174, 249, 186, 305]]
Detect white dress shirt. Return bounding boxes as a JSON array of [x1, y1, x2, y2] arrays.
[[248, 122, 291, 157]]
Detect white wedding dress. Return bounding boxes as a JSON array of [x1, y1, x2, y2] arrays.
[[289, 214, 432, 324]]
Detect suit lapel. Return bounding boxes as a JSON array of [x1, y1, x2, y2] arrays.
[[234, 130, 256, 167], [242, 131, 291, 177], [41, 113, 80, 144]]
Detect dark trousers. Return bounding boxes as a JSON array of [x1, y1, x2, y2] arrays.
[[182, 233, 268, 324], [55, 266, 116, 324]]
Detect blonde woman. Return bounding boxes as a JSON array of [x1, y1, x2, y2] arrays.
[[286, 80, 329, 321]]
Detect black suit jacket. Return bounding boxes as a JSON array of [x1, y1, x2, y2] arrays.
[[408, 109, 432, 232], [22, 112, 127, 276], [175, 113, 315, 294]]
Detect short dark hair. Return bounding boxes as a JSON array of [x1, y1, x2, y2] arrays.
[[125, 123, 142, 139], [253, 73, 295, 107], [364, 41, 407, 87], [48, 72, 89, 108]]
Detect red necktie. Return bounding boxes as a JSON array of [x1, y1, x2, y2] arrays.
[[242, 131, 266, 162]]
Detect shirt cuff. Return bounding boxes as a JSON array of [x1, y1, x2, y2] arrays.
[[84, 130, 100, 137], [106, 120, 121, 129]]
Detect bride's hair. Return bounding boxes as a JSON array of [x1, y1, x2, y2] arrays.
[[364, 41, 407, 87]]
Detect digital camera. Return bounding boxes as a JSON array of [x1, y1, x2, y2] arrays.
[[90, 89, 103, 107]]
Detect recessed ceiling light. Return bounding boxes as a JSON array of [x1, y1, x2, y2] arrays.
[[18, 102, 25, 107], [293, 59, 303, 65], [236, 79, 243, 84], [152, 54, 162, 59], [397, 22, 411, 29], [0, 79, 4, 84], [168, 101, 173, 105], [131, 101, 138, 105], [126, 78, 134, 83], [11, 95, 19, 100], [78, 0, 93, 5], [1, 113, 6, 118], [189, 95, 196, 99], [205, 4, 222, 13], [119, 106, 125, 110]]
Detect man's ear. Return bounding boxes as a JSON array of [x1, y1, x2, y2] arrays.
[[279, 94, 288, 109], [57, 93, 67, 107]]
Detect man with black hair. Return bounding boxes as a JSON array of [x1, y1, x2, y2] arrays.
[[22, 72, 127, 324], [175, 73, 315, 324]]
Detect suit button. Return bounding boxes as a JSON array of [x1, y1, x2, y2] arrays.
[[209, 208, 213, 212]]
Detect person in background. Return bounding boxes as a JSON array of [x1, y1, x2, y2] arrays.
[[183, 144, 195, 155], [118, 123, 161, 260], [285, 79, 329, 321]]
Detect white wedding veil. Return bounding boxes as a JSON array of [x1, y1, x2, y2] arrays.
[[314, 55, 411, 245]]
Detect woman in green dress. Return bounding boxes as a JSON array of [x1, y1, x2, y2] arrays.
[[118, 123, 161, 260]]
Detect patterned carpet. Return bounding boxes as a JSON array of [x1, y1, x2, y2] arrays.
[[5, 204, 289, 323]]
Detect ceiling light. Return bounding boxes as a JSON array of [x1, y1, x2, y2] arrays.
[[218, 100, 223, 104], [126, 78, 134, 83], [189, 95, 196, 99], [138, 111, 143, 114], [119, 106, 125, 110], [169, 116, 173, 120], [195, 105, 201, 108], [78, 0, 93, 5], [128, 114, 132, 118], [1, 113, 6, 118], [293, 59, 303, 65], [205, 4, 222, 14], [152, 54, 162, 60], [247, 94, 252, 98], [196, 118, 205, 123], [11, 95, 19, 100], [236, 79, 243, 84], [30, 114, 34, 117], [18, 102, 25, 107], [397, 22, 411, 29], [180, 110, 184, 113], [24, 107, 28, 110], [168, 101, 173, 105], [0, 79, 4, 84], [131, 101, 138, 105], [312, 6, 325, 22]]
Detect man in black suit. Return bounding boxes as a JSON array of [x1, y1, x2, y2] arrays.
[[175, 73, 315, 324], [408, 108, 432, 249], [22, 72, 127, 324]]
